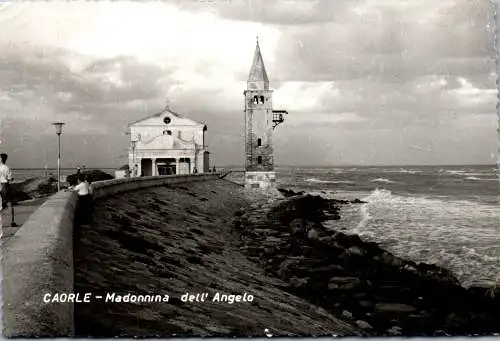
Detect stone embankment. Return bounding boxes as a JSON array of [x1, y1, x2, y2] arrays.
[[73, 180, 360, 337], [234, 189, 500, 337]]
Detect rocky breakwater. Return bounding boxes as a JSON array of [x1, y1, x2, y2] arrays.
[[9, 176, 58, 202], [234, 189, 500, 336], [67, 169, 113, 186], [8, 169, 113, 202]]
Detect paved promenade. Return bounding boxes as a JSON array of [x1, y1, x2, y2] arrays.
[[1, 198, 47, 241]]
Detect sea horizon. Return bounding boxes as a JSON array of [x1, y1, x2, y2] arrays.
[[10, 163, 499, 170]]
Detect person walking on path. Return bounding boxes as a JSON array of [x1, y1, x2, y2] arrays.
[[0, 153, 17, 227], [68, 174, 92, 225]]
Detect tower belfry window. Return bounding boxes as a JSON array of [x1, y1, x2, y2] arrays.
[[260, 96, 264, 104], [253, 96, 258, 104], [257, 156, 262, 164], [257, 138, 262, 147]]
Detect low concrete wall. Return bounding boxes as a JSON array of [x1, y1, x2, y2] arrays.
[[2, 172, 223, 337], [90, 172, 223, 199], [2, 190, 77, 337]]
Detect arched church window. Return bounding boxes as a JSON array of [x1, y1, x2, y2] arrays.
[[257, 138, 262, 147], [260, 96, 265, 104], [257, 156, 262, 164], [253, 96, 258, 104]]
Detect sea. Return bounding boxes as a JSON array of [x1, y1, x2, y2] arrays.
[[13, 165, 500, 288], [229, 165, 500, 288], [11, 168, 115, 183]]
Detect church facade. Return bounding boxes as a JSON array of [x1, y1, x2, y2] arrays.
[[244, 39, 287, 189], [127, 105, 210, 177]]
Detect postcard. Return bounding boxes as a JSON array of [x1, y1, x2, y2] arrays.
[[1, 0, 499, 338]]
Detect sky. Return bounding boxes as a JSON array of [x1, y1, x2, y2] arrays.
[[0, 0, 498, 168]]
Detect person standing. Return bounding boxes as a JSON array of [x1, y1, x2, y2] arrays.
[[68, 174, 92, 225], [0, 153, 16, 227]]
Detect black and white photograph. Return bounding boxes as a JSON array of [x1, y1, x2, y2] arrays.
[[1, 0, 500, 337]]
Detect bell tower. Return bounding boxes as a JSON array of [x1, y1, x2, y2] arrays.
[[244, 38, 287, 189]]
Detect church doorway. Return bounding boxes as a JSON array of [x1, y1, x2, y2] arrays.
[[156, 158, 177, 175], [141, 159, 152, 176], [157, 164, 176, 175]]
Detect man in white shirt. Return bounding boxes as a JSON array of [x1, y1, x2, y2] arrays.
[[0, 153, 16, 228], [68, 174, 92, 224], [0, 153, 13, 210], [71, 176, 90, 196]]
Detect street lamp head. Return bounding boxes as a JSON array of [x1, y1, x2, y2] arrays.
[[52, 122, 65, 135]]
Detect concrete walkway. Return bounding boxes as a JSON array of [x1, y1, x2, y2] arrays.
[[1, 198, 48, 241]]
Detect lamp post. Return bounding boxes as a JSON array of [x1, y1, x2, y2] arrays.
[[52, 122, 65, 191]]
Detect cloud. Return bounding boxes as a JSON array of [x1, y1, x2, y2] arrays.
[[0, 0, 497, 168]]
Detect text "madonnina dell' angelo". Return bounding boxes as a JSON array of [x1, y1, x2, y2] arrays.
[[43, 292, 255, 304]]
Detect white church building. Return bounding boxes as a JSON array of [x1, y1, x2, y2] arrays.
[[127, 104, 210, 176]]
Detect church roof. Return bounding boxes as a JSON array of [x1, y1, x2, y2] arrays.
[[128, 104, 205, 126], [248, 40, 269, 83]]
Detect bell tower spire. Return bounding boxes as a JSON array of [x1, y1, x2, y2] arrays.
[[248, 37, 269, 90]]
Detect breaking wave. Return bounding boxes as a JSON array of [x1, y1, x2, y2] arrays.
[[334, 188, 500, 287], [465, 176, 498, 182], [304, 178, 355, 184], [370, 178, 396, 184]]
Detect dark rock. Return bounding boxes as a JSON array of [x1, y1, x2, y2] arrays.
[[356, 320, 373, 330], [8, 184, 32, 202], [333, 232, 364, 248], [433, 330, 450, 336], [342, 310, 353, 320], [330, 276, 361, 284], [347, 246, 364, 257], [350, 199, 367, 204], [236, 192, 500, 336], [314, 264, 345, 274], [264, 236, 282, 246], [277, 188, 305, 197], [307, 229, 319, 240], [375, 303, 417, 314], [386, 326, 402, 336], [329, 277, 362, 291], [67, 169, 113, 185], [289, 218, 305, 234], [9, 177, 58, 201], [358, 301, 373, 309], [290, 277, 309, 289]]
